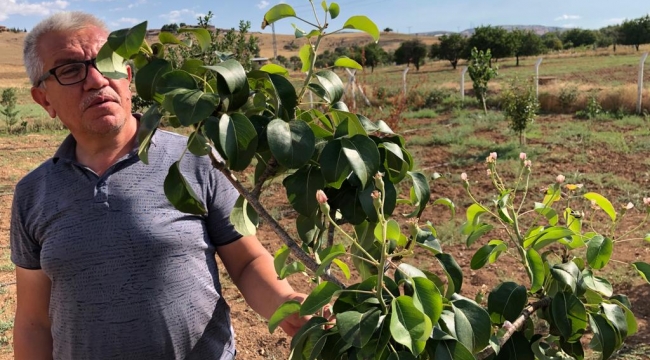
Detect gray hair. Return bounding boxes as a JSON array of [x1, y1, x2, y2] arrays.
[[24, 12, 108, 86]]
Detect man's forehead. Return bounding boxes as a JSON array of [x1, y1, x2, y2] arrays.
[[39, 26, 108, 66]]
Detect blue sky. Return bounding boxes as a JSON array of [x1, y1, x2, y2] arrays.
[[1, 0, 649, 35]]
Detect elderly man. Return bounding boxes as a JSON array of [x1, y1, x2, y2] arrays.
[[11, 11, 307, 360]]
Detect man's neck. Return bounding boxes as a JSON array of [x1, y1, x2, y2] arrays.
[[74, 116, 138, 176]]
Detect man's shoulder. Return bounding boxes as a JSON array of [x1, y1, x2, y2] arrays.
[[15, 158, 56, 189]]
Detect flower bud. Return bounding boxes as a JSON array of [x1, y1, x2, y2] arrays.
[[644, 197, 650, 206], [519, 152, 527, 161], [461, 172, 468, 181], [316, 190, 328, 204], [490, 152, 498, 160], [486, 169, 492, 177], [623, 202, 634, 210], [556, 174, 565, 184], [524, 160, 532, 168]]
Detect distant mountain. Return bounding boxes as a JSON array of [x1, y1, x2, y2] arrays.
[[417, 25, 569, 37]]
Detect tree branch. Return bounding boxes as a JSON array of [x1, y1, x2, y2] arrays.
[[476, 296, 552, 360], [251, 156, 278, 199], [209, 151, 345, 288]]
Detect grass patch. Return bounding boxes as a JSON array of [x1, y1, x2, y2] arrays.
[[402, 109, 438, 119]]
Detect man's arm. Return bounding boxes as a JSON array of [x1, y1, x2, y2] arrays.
[[216, 235, 308, 336], [14, 267, 53, 360]]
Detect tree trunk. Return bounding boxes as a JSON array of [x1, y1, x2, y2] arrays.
[[516, 55, 520, 67]]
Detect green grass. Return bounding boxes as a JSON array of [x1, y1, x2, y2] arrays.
[[402, 109, 438, 119]]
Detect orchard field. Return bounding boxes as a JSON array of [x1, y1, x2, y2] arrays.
[[0, 29, 649, 359]]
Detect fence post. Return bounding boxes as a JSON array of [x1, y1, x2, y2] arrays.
[[402, 67, 410, 95], [637, 52, 649, 114], [535, 57, 543, 99], [460, 66, 468, 101]]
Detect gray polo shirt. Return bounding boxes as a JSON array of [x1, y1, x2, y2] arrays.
[[11, 128, 242, 359]]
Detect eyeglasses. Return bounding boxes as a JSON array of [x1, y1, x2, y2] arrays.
[[36, 58, 101, 87]]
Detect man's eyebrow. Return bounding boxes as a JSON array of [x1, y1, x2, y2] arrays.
[[51, 58, 86, 67]]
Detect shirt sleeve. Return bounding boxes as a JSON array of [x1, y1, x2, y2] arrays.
[[10, 190, 42, 269], [205, 163, 243, 247]]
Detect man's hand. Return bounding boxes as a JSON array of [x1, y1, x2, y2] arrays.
[[278, 293, 334, 336]]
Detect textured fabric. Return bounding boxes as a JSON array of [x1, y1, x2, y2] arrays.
[[11, 128, 241, 360]]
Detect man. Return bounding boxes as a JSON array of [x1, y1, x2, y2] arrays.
[[12, 11, 308, 359]]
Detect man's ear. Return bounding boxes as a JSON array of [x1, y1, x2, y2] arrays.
[[31, 86, 57, 118]]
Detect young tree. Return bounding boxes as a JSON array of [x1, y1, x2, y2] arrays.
[[1, 88, 19, 133], [429, 33, 467, 69], [160, 23, 179, 33], [501, 78, 539, 145], [468, 47, 498, 114], [598, 25, 621, 50], [394, 39, 427, 70], [353, 43, 388, 72]]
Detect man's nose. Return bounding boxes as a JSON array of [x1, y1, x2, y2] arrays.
[[84, 62, 109, 89]]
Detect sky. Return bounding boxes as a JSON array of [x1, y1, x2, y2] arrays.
[[1, 0, 649, 35]]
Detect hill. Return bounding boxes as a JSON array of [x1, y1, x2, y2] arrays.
[[418, 25, 568, 37]]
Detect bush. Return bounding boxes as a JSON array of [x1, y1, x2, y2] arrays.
[[1, 88, 19, 133], [576, 94, 603, 119], [558, 86, 579, 112], [501, 78, 539, 145]]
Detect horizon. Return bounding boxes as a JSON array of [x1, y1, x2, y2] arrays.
[[0, 0, 648, 35]]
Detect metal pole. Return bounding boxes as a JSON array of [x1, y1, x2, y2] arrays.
[[460, 66, 468, 101], [535, 57, 543, 100], [402, 67, 410, 95], [637, 52, 648, 114]]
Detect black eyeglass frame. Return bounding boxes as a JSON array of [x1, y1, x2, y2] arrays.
[[36, 58, 100, 87]]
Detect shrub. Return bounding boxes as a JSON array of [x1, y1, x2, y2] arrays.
[[1, 88, 20, 133], [501, 78, 539, 145]]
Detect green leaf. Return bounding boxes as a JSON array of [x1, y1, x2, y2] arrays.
[[137, 104, 162, 164], [332, 258, 351, 280], [334, 56, 362, 70], [171, 90, 218, 126], [207, 113, 258, 171], [178, 27, 211, 52], [465, 203, 488, 227], [526, 248, 545, 293], [470, 244, 497, 270], [609, 299, 638, 337], [260, 63, 289, 77], [381, 142, 410, 183], [163, 162, 207, 215], [589, 314, 618, 359], [390, 296, 431, 355], [230, 195, 259, 237], [552, 292, 588, 342], [314, 70, 345, 104], [550, 261, 581, 293], [338, 309, 381, 348], [283, 167, 325, 217], [530, 226, 575, 250], [341, 135, 380, 189], [180, 59, 207, 77], [496, 331, 535, 360], [431, 340, 475, 360], [158, 31, 182, 44], [135, 58, 172, 101], [405, 171, 430, 218], [300, 281, 341, 316], [414, 227, 442, 255], [157, 70, 197, 94], [436, 253, 463, 297], [107, 21, 147, 59], [632, 261, 650, 283], [487, 281, 527, 324], [95, 42, 128, 80], [584, 192, 617, 222], [582, 270, 614, 297], [342, 15, 380, 42], [262, 4, 297, 28], [290, 317, 330, 356], [205, 59, 250, 111], [452, 297, 491, 352], [412, 277, 443, 326], [587, 235, 613, 270], [267, 119, 315, 169], [645, 233, 650, 242], [464, 224, 493, 247], [315, 244, 347, 277], [328, 2, 340, 19], [187, 130, 210, 156], [273, 245, 290, 277], [602, 303, 628, 339], [534, 202, 558, 225], [299, 43, 314, 73], [268, 300, 301, 333], [434, 198, 456, 217]]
